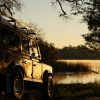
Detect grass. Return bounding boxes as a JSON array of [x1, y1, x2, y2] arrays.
[[53, 82, 100, 100], [46, 60, 91, 73]]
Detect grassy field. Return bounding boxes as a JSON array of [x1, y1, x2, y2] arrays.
[[53, 82, 100, 100]]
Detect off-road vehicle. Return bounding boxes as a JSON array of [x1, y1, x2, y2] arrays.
[[0, 13, 53, 99]]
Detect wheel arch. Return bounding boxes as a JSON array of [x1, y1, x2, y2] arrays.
[[42, 70, 53, 82], [6, 62, 24, 95], [7, 61, 24, 76]]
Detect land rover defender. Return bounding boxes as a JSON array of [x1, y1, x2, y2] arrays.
[[0, 13, 53, 99]]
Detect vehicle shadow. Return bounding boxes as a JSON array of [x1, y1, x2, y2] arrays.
[[22, 90, 46, 100], [23, 81, 48, 100], [0, 81, 50, 100], [0, 91, 49, 100]]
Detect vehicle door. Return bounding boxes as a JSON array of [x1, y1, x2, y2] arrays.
[[22, 37, 33, 79], [30, 40, 42, 80]]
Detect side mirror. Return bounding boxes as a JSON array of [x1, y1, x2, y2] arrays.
[[30, 53, 35, 59]]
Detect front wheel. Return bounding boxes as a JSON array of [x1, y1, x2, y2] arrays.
[[13, 69, 24, 99], [43, 75, 53, 99]]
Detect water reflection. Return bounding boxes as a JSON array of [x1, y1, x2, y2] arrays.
[[54, 72, 100, 84], [54, 60, 100, 84], [59, 60, 100, 72]]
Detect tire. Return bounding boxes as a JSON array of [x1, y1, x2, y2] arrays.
[[13, 69, 24, 99], [43, 75, 53, 99]]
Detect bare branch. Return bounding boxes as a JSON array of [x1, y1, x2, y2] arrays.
[[0, 0, 22, 16], [56, 0, 67, 16]]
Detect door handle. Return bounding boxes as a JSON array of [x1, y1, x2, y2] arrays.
[[33, 64, 36, 66], [23, 61, 27, 64]]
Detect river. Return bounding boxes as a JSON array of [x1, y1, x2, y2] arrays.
[[54, 60, 100, 84], [54, 72, 100, 84]]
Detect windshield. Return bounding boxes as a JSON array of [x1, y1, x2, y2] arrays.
[[30, 40, 40, 58]]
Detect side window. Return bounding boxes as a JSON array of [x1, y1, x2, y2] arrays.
[[33, 47, 39, 57], [22, 37, 29, 54]]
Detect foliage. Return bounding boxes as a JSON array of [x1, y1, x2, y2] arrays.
[[38, 40, 58, 62], [82, 31, 100, 51], [1, 0, 100, 50], [51, 0, 94, 18], [58, 45, 100, 59], [51, 0, 100, 50], [1, 0, 100, 53], [0, 0, 22, 15], [82, 0, 100, 51], [82, 0, 100, 31]]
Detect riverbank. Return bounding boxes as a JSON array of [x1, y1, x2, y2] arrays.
[[53, 82, 100, 100], [0, 80, 100, 100], [46, 60, 100, 73], [46, 60, 91, 73]]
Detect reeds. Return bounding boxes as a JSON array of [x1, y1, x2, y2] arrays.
[[53, 82, 100, 100]]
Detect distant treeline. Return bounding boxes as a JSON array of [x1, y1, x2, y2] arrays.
[[58, 45, 100, 60], [39, 41, 100, 61]]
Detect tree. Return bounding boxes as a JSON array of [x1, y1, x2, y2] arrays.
[[0, 0, 22, 16], [51, 0, 94, 18], [52, 0, 100, 51], [39, 40, 59, 61], [82, 0, 100, 51], [51, 0, 100, 51], [1, 0, 100, 50], [82, 30, 100, 51]]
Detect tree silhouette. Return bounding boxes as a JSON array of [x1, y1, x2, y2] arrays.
[[52, 0, 100, 50], [1, 0, 100, 51], [82, 0, 100, 51], [51, 0, 95, 18], [0, 0, 22, 16]]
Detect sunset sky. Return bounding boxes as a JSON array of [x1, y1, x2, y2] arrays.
[[14, 0, 89, 48]]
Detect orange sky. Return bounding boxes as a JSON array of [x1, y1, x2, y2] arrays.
[[14, 0, 89, 48]]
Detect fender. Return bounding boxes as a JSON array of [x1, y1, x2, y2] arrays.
[[42, 63, 53, 74], [7, 61, 24, 75]]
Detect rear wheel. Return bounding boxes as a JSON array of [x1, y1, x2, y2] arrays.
[[13, 69, 24, 99]]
